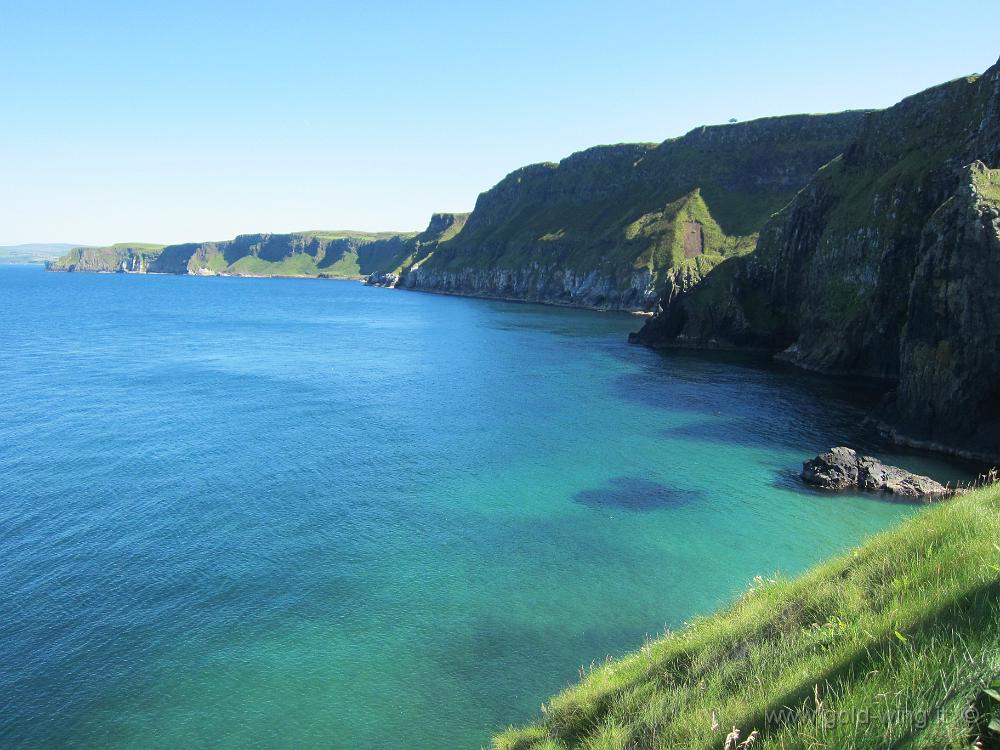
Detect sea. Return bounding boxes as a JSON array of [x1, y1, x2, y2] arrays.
[[0, 264, 971, 748]]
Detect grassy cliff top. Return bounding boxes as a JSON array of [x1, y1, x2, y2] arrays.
[[76, 233, 415, 251], [278, 230, 419, 241], [493, 484, 1000, 750], [106, 242, 165, 251]]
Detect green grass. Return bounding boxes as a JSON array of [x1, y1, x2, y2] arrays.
[[493, 484, 1000, 750], [108, 242, 165, 251], [319, 250, 361, 277], [630, 189, 757, 275], [972, 164, 1000, 205], [296, 230, 418, 242], [225, 251, 357, 278]]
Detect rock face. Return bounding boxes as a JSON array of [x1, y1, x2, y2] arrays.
[[398, 113, 866, 311], [890, 161, 1000, 458], [397, 265, 658, 310], [802, 447, 952, 499], [633, 57, 1000, 461]]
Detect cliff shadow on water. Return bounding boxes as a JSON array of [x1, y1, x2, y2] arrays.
[[613, 343, 983, 487]]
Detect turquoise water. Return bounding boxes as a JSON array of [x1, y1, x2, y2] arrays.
[[0, 264, 970, 749]]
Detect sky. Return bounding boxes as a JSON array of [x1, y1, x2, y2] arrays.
[[1, 1, 996, 246]]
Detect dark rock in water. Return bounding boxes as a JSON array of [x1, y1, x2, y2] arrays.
[[801, 446, 859, 490], [802, 447, 953, 499]]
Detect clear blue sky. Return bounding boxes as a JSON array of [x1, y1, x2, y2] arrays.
[[1, 0, 996, 246]]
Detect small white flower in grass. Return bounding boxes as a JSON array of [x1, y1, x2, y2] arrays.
[[724, 726, 741, 750]]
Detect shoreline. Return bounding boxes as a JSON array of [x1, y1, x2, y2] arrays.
[[45, 264, 655, 315], [373, 281, 655, 316]]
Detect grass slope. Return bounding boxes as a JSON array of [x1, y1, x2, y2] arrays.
[[493, 485, 1000, 750], [973, 164, 1000, 204], [182, 232, 420, 278]]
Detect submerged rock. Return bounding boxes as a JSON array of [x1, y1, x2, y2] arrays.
[[802, 447, 953, 499]]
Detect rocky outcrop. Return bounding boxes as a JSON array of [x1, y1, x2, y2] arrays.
[[634, 57, 1000, 460], [364, 271, 400, 287], [802, 447, 953, 499], [802, 447, 862, 490]]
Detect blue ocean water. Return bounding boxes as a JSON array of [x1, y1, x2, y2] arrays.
[[0, 264, 970, 749]]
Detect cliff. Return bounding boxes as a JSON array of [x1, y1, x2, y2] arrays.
[[48, 232, 420, 278], [633, 58, 1000, 460], [48, 114, 862, 313], [47, 244, 166, 273], [395, 112, 867, 310], [364, 212, 469, 287]]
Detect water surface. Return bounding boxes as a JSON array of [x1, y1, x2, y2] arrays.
[[0, 265, 968, 748]]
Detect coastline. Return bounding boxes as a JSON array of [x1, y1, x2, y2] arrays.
[[46, 263, 656, 314]]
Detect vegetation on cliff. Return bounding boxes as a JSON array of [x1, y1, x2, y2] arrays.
[[48, 233, 413, 277], [493, 483, 1000, 750], [397, 113, 866, 310]]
